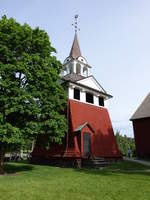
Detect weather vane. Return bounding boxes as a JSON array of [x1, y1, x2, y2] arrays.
[[72, 14, 80, 33]]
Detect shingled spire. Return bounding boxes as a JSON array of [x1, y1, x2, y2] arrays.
[[69, 33, 82, 59]]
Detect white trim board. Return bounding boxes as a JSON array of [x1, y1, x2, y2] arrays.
[[77, 76, 106, 93]]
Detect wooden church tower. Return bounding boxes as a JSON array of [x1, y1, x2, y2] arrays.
[[31, 16, 122, 166]]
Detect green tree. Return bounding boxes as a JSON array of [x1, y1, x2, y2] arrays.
[[0, 16, 67, 173], [115, 131, 135, 156]]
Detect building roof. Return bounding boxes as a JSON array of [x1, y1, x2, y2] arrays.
[[69, 99, 121, 158], [131, 92, 150, 120], [74, 122, 95, 133], [63, 73, 84, 82], [69, 33, 82, 59]]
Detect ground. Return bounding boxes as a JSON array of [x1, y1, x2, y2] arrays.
[[0, 160, 150, 200]]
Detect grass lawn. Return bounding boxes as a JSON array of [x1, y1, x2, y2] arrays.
[[0, 160, 150, 200]]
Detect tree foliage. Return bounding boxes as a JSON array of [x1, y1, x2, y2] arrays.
[[0, 16, 67, 171], [115, 131, 135, 157]]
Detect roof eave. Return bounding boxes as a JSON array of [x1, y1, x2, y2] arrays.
[[130, 116, 150, 121]]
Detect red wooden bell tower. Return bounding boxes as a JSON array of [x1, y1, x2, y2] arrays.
[[31, 15, 122, 166]]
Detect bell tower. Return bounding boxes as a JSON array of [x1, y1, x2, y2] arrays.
[[62, 15, 112, 107], [62, 15, 90, 77], [31, 15, 122, 165]]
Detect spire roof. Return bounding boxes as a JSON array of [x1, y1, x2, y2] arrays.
[[69, 33, 82, 59]]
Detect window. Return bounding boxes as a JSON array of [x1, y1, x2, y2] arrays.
[[86, 92, 94, 104], [63, 67, 67, 76], [74, 88, 80, 100], [99, 97, 104, 106], [83, 67, 88, 76], [69, 63, 73, 73], [76, 63, 81, 74]]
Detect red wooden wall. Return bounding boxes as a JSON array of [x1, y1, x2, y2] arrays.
[[69, 100, 121, 158], [133, 118, 150, 157]]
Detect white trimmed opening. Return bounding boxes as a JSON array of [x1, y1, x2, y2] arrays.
[[76, 63, 81, 74]]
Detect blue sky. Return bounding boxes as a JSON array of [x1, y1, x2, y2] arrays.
[[1, 0, 150, 137]]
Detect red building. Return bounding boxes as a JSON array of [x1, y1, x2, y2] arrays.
[[131, 93, 150, 158], [32, 17, 122, 166]]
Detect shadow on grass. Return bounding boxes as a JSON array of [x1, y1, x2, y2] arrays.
[[3, 162, 34, 174], [74, 160, 150, 177]]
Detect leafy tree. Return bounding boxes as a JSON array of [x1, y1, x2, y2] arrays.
[[115, 131, 135, 156], [0, 16, 67, 173]]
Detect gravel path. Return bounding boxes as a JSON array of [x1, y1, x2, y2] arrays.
[[124, 157, 150, 167]]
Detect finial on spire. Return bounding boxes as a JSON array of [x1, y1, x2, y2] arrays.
[[72, 14, 80, 33]]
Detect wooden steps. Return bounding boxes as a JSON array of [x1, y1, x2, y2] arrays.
[[82, 157, 110, 168]]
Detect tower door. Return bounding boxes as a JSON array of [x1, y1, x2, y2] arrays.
[[83, 132, 91, 157]]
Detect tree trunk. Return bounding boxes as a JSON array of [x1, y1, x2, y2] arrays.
[[31, 140, 35, 152], [0, 145, 5, 174]]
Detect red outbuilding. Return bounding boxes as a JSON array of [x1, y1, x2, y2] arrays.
[[131, 93, 150, 158], [31, 16, 122, 167]]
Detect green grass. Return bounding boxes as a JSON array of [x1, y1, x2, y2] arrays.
[[0, 160, 150, 200]]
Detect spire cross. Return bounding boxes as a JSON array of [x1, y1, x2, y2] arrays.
[[72, 14, 80, 33]]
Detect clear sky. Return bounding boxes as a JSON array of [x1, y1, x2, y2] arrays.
[[1, 0, 150, 137]]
